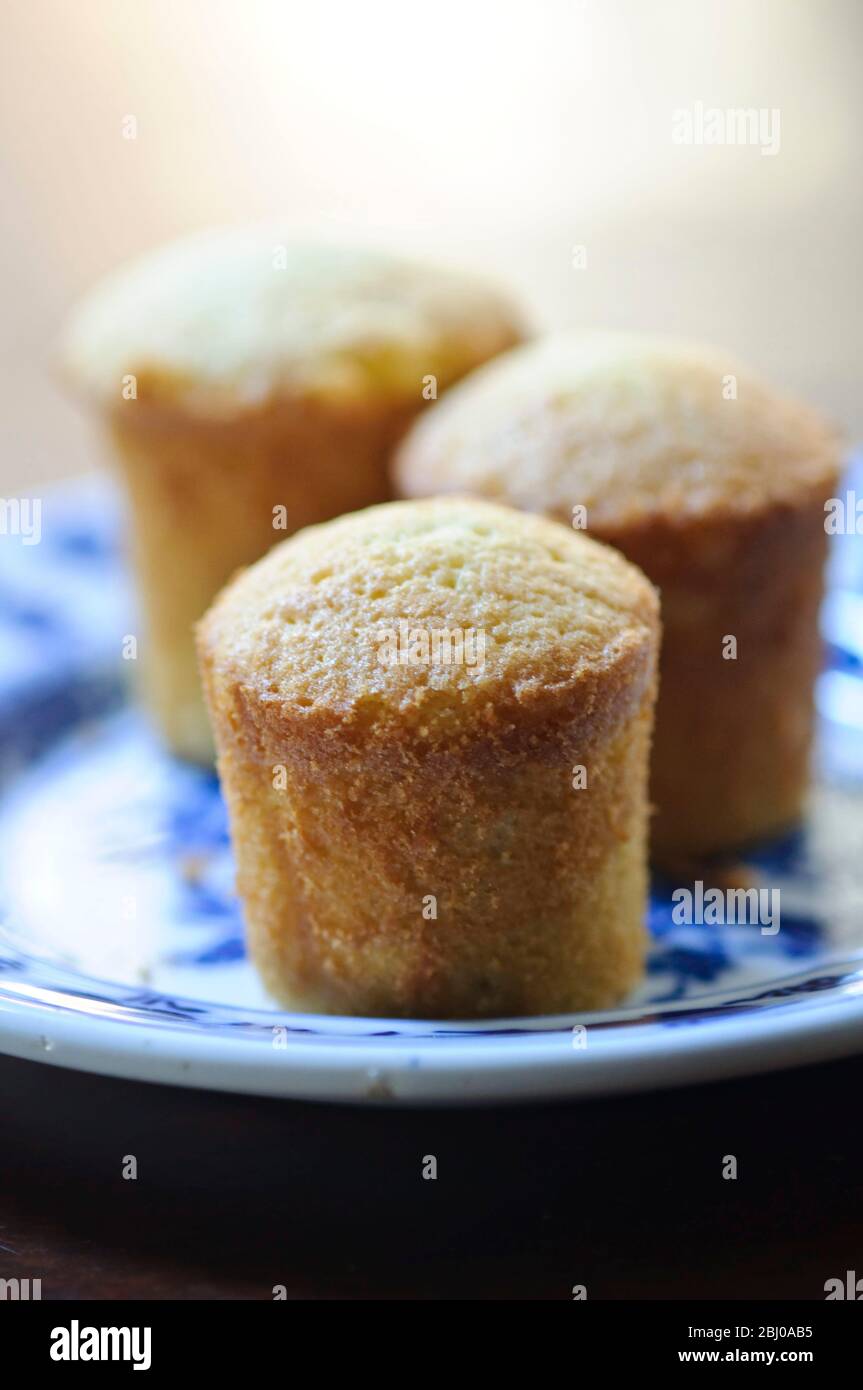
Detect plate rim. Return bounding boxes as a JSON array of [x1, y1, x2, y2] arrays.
[[2, 471, 863, 1105], [3, 938, 863, 1104]]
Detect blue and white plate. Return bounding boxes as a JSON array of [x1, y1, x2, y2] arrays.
[[1, 474, 863, 1104]]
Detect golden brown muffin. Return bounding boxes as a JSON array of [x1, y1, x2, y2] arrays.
[[62, 230, 524, 761], [395, 335, 842, 861], [198, 497, 660, 1018]]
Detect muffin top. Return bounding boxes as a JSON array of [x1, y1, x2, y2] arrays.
[[395, 334, 841, 533], [199, 496, 658, 754], [62, 229, 523, 418]]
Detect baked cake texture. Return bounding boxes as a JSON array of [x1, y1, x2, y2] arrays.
[[198, 496, 660, 1018], [62, 230, 524, 760], [395, 335, 842, 859]]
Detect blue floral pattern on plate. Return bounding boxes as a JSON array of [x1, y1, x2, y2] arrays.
[[0, 474, 862, 1100]]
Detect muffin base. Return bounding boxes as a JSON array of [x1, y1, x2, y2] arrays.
[[208, 698, 654, 1020], [614, 500, 831, 862], [108, 395, 412, 761]]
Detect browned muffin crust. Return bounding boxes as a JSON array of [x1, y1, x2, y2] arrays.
[[62, 232, 525, 761], [199, 497, 660, 1017], [395, 334, 842, 859]]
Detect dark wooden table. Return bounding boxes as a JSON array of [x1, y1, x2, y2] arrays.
[[1, 1049, 861, 1300]]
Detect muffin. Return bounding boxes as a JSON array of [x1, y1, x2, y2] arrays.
[[62, 230, 524, 761], [198, 497, 660, 1018], [395, 334, 842, 860]]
